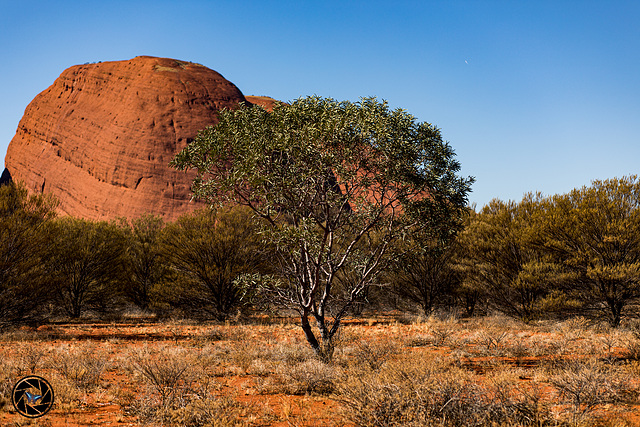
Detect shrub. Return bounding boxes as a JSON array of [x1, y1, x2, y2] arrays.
[[126, 345, 253, 426], [0, 358, 18, 412], [338, 355, 555, 427], [47, 217, 128, 318], [348, 340, 400, 371], [131, 346, 195, 407], [275, 359, 337, 395], [50, 344, 109, 390], [14, 341, 49, 376], [549, 358, 637, 425]]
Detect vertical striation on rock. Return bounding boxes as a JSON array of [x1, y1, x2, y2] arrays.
[[4, 56, 252, 221]]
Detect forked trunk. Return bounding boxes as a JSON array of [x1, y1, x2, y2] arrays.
[[300, 312, 335, 362]]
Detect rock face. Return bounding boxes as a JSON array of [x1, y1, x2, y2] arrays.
[[244, 95, 280, 112], [4, 56, 251, 221]]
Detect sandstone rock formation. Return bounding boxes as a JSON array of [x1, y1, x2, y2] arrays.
[[244, 95, 280, 112], [4, 56, 253, 221]]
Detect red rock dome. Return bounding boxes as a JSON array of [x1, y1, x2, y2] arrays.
[[5, 56, 250, 221], [244, 95, 280, 112]]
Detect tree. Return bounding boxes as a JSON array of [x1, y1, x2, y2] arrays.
[[158, 207, 265, 321], [0, 182, 57, 328], [172, 96, 473, 359], [535, 176, 640, 326], [391, 235, 463, 316], [460, 196, 553, 322], [122, 215, 167, 311], [48, 218, 128, 318]]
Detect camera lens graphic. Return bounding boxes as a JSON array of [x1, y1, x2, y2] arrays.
[[12, 376, 55, 418]]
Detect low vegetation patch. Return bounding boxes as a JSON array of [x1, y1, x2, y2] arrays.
[[0, 315, 639, 426]]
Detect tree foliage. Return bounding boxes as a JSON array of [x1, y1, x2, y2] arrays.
[[158, 207, 265, 321], [0, 182, 57, 328], [459, 196, 554, 322], [391, 235, 463, 316], [122, 215, 167, 311], [48, 217, 128, 318], [458, 176, 640, 326], [172, 96, 473, 358], [535, 176, 640, 326]]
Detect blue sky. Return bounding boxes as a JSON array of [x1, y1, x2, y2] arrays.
[[1, 0, 639, 207]]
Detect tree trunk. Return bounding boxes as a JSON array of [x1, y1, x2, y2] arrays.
[[301, 311, 320, 352], [608, 299, 623, 327], [300, 311, 335, 362]]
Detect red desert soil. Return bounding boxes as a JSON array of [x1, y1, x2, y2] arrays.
[[4, 56, 269, 222]]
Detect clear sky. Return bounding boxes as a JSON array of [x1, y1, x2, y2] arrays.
[[1, 0, 639, 207]]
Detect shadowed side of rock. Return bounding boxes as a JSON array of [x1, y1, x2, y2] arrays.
[[0, 168, 11, 186]]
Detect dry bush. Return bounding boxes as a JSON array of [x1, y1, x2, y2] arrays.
[[200, 339, 315, 379], [130, 346, 196, 407], [126, 345, 252, 426], [419, 316, 460, 347], [621, 320, 640, 361], [0, 328, 42, 342], [49, 343, 109, 391], [406, 320, 458, 348], [551, 317, 591, 341], [276, 396, 322, 426], [432, 324, 458, 347], [14, 341, 50, 376], [255, 358, 337, 396], [460, 328, 512, 358], [338, 354, 556, 427], [203, 325, 249, 343], [160, 395, 252, 427], [266, 342, 314, 364], [244, 340, 341, 395], [407, 334, 432, 347], [258, 340, 344, 395], [203, 327, 231, 342], [623, 339, 640, 361], [0, 358, 18, 412], [466, 314, 527, 332], [225, 340, 262, 374], [503, 336, 532, 359], [276, 359, 337, 395], [627, 319, 640, 340], [487, 369, 552, 427], [347, 340, 401, 371], [526, 334, 562, 357], [204, 328, 274, 375], [47, 374, 82, 413], [549, 358, 638, 425]]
